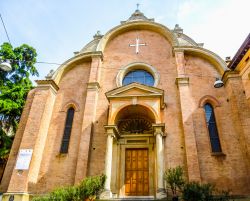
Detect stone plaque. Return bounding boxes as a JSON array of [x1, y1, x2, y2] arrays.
[[15, 149, 33, 170]]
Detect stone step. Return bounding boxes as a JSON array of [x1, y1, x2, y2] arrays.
[[97, 198, 250, 201], [96, 199, 168, 201]]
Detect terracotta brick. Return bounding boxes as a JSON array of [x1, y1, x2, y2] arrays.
[[1, 19, 250, 200]]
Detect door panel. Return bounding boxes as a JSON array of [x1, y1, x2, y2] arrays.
[[125, 148, 149, 196]]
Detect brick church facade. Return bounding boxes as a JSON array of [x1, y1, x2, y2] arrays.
[[1, 9, 250, 200]]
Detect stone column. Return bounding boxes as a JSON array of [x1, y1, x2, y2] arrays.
[[100, 125, 119, 199], [104, 133, 114, 193], [153, 124, 166, 199]]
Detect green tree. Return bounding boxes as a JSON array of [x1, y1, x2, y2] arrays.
[[182, 182, 214, 201], [164, 166, 185, 196], [0, 42, 38, 160]]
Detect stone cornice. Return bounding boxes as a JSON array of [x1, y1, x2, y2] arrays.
[[35, 79, 59, 94], [105, 82, 165, 109], [106, 82, 164, 96], [173, 30, 199, 47], [104, 125, 120, 139], [87, 82, 101, 91], [175, 77, 189, 86], [222, 70, 241, 86]]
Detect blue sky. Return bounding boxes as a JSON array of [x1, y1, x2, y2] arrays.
[[0, 0, 249, 82]]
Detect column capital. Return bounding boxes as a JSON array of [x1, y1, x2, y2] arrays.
[[174, 48, 185, 53], [91, 52, 103, 61], [104, 125, 120, 139], [152, 123, 165, 136]]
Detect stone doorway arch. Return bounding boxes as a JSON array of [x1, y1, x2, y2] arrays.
[[115, 105, 156, 135], [101, 83, 166, 199]]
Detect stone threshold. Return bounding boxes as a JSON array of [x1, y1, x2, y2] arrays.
[[97, 197, 164, 201]]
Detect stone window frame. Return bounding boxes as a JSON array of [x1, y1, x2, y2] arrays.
[[60, 107, 75, 154], [60, 100, 80, 112], [122, 69, 155, 86], [116, 62, 160, 87], [198, 95, 225, 156], [203, 103, 222, 153]]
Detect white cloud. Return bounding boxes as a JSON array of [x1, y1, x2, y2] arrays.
[[1, 0, 249, 82], [176, 0, 250, 59], [177, 0, 198, 19]]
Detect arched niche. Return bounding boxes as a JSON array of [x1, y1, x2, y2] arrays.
[[114, 105, 156, 135]]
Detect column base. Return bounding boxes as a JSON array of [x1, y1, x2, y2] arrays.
[[156, 188, 167, 199], [99, 189, 112, 199], [2, 193, 30, 201]]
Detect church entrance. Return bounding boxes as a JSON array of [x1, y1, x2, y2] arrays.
[[113, 105, 155, 197], [125, 148, 149, 196], [104, 83, 166, 199]]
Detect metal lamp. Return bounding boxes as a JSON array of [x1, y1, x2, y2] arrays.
[[214, 78, 224, 88], [0, 60, 12, 72]]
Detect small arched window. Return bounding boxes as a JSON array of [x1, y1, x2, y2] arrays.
[[204, 103, 222, 152], [60, 107, 75, 153]]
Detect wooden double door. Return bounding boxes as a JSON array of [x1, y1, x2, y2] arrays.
[[125, 148, 149, 196]]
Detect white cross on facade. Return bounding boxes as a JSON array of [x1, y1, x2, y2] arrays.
[[129, 37, 146, 54]]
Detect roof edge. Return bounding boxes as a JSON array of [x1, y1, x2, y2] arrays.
[[228, 33, 250, 70]]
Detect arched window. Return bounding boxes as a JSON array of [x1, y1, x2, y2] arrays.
[[204, 103, 222, 152], [60, 107, 75, 153], [122, 70, 154, 86]]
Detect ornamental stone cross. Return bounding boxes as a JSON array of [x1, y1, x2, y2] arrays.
[[129, 37, 146, 54]]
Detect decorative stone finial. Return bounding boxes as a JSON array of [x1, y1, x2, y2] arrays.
[[225, 56, 231, 65], [45, 69, 54, 79], [121, 5, 154, 23], [198, 43, 204, 47], [174, 24, 183, 34], [136, 3, 140, 11], [93, 31, 103, 40]]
